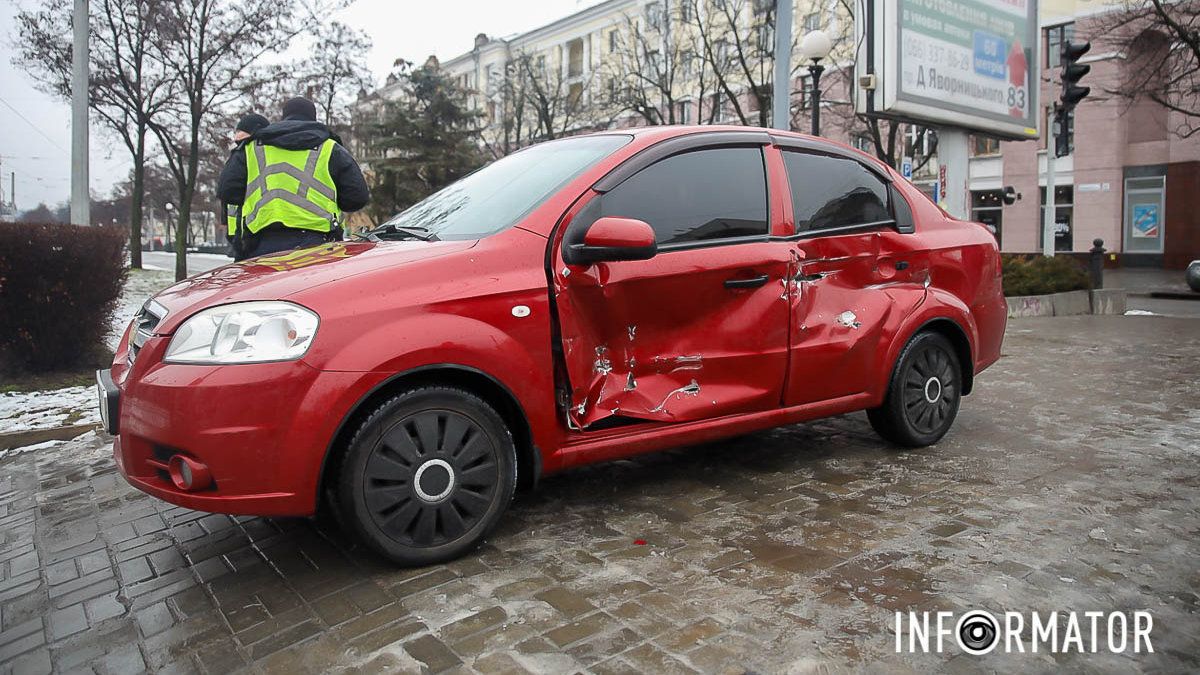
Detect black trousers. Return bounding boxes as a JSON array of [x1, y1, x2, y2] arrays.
[[234, 230, 332, 261]]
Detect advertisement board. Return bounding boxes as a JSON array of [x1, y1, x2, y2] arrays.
[[857, 0, 1041, 140]]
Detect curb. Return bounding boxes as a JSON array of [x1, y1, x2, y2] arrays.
[[0, 423, 97, 452], [1006, 289, 1127, 318]]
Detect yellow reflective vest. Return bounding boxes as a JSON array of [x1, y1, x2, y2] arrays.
[[235, 139, 341, 236]]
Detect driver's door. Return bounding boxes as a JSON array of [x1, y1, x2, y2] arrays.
[[552, 144, 792, 429]]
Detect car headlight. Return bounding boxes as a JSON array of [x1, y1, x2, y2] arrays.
[[164, 301, 319, 364]]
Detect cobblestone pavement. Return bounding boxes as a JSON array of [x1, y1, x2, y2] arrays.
[[1, 316, 1198, 673]]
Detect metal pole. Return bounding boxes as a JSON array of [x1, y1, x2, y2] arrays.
[[772, 0, 793, 130], [70, 0, 89, 226], [1043, 124, 1057, 256], [936, 127, 970, 220], [809, 64, 824, 135]]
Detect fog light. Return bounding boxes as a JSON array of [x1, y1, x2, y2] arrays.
[[167, 455, 212, 491]]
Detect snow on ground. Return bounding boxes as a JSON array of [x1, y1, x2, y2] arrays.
[[107, 269, 176, 351], [0, 386, 98, 434], [1124, 309, 1158, 316]]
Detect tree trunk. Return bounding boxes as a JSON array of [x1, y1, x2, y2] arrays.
[[129, 128, 146, 270]]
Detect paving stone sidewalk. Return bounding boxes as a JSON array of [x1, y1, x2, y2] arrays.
[[1, 315, 1198, 673]]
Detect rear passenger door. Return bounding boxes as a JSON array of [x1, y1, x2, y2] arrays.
[[778, 148, 906, 407], [553, 143, 793, 429]]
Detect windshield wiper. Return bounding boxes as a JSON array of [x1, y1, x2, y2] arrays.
[[367, 223, 437, 241]]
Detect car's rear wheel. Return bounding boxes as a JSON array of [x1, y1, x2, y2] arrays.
[[337, 386, 516, 566], [867, 331, 962, 447]]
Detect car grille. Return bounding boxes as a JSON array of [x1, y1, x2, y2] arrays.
[[127, 302, 164, 366]]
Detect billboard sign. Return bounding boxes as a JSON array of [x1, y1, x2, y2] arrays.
[[857, 0, 1041, 140]]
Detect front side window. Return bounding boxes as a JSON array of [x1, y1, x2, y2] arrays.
[[382, 135, 631, 240], [595, 147, 769, 246], [782, 151, 891, 234]]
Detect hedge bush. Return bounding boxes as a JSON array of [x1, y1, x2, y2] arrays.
[[0, 223, 128, 374], [1001, 253, 1090, 297]]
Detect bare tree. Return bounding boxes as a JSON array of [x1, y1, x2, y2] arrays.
[[147, 0, 331, 280], [15, 0, 177, 269], [600, 3, 716, 126], [293, 22, 373, 131], [1093, 0, 1200, 138], [687, 0, 777, 127]]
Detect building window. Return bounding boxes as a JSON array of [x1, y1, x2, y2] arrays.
[[709, 91, 725, 122], [904, 125, 935, 161], [971, 190, 1004, 247], [679, 1, 692, 23], [609, 29, 618, 52], [673, 100, 691, 124], [851, 134, 873, 153], [567, 39, 584, 78], [804, 12, 822, 33], [646, 1, 662, 29], [972, 136, 1000, 156], [1046, 23, 1075, 68], [1039, 185, 1074, 251]]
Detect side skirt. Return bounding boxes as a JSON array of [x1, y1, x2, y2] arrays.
[[553, 392, 877, 470]]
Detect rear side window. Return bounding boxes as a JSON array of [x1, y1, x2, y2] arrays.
[[782, 151, 891, 234], [597, 147, 768, 246]]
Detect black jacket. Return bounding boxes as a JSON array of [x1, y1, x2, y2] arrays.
[[217, 118, 370, 216]]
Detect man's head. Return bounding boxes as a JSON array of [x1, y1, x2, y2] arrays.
[[233, 113, 269, 142], [281, 97, 318, 122]]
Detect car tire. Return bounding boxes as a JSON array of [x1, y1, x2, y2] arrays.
[[867, 331, 962, 448], [336, 386, 517, 566]]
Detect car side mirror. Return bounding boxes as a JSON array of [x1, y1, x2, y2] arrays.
[[565, 216, 657, 265]]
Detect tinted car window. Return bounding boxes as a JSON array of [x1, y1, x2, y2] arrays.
[[782, 151, 891, 233], [382, 134, 631, 240], [597, 147, 768, 246]]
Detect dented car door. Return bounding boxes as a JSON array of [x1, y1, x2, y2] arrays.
[[553, 145, 791, 429], [777, 148, 910, 407]]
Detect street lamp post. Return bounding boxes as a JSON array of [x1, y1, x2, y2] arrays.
[[799, 30, 832, 136]]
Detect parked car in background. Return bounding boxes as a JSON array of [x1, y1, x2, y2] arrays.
[[98, 126, 1007, 565]]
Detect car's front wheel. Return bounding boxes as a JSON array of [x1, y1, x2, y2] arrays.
[[867, 331, 962, 447], [337, 386, 517, 566]]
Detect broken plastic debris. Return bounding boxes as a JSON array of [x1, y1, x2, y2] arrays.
[[633, 539, 646, 546]]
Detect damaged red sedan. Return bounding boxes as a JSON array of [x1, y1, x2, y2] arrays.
[[98, 126, 1006, 565]]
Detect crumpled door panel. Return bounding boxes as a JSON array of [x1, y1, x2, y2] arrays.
[[554, 243, 790, 429]]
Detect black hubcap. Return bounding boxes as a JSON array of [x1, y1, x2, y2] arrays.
[[362, 410, 498, 547], [902, 345, 957, 434]]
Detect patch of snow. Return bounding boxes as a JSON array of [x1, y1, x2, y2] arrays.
[[0, 439, 65, 461], [1124, 309, 1157, 316], [108, 269, 176, 350], [0, 386, 98, 434]]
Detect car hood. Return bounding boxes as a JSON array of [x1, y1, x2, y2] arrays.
[[148, 239, 477, 334]]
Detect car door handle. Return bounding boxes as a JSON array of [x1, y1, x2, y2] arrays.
[[796, 272, 827, 282], [895, 261, 910, 270], [724, 274, 770, 289]]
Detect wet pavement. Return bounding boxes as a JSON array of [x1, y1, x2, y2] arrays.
[[1, 315, 1197, 673]]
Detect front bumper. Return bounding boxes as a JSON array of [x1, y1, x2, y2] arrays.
[[106, 335, 383, 516]]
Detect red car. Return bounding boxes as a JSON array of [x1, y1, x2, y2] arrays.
[[98, 126, 1005, 565]]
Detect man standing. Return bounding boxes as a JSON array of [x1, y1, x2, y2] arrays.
[[223, 112, 269, 259], [217, 97, 369, 260]]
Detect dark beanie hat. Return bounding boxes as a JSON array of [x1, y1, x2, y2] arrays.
[[235, 112, 269, 134], [281, 97, 317, 121]]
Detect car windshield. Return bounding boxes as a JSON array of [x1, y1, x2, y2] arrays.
[[379, 134, 632, 240]]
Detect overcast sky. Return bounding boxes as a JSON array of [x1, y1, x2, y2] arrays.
[[0, 0, 601, 212]]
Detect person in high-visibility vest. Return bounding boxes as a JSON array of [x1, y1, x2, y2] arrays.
[[222, 113, 269, 259], [217, 97, 369, 261]]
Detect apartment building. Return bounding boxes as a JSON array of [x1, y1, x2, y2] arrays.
[[364, 0, 1199, 267]]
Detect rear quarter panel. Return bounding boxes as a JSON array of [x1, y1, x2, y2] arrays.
[[880, 180, 1006, 393]]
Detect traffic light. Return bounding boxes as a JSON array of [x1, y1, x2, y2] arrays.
[[1059, 41, 1091, 111], [1053, 105, 1072, 158]]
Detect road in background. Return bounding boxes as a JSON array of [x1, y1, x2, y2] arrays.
[[141, 251, 231, 274]]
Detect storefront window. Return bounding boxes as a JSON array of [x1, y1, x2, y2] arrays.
[[1039, 185, 1074, 251], [970, 190, 1003, 247], [1123, 176, 1165, 253], [972, 136, 1001, 156]]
